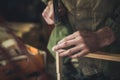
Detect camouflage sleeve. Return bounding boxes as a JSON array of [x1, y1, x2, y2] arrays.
[[105, 6, 120, 40]]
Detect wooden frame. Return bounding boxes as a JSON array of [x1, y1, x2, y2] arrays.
[[56, 51, 120, 80]]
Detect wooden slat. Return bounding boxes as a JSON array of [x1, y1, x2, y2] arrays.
[[84, 51, 120, 62], [56, 52, 62, 80]]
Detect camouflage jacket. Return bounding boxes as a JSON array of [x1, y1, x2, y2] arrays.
[[42, 0, 120, 79]]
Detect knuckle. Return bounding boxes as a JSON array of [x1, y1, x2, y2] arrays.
[[72, 54, 79, 58], [76, 31, 81, 35], [68, 49, 72, 53], [85, 48, 90, 52], [84, 45, 90, 51], [77, 37, 83, 43], [63, 38, 68, 41], [63, 41, 68, 46], [82, 44, 87, 48]]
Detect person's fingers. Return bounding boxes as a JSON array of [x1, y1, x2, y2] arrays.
[[42, 3, 54, 25], [43, 14, 51, 23], [42, 6, 49, 17], [58, 31, 80, 44], [49, 12, 54, 23], [70, 49, 89, 58], [53, 37, 85, 51], [59, 44, 85, 57], [42, 10, 54, 24], [53, 37, 83, 51], [57, 36, 73, 45], [55, 49, 66, 53]]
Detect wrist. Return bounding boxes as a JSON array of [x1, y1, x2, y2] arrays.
[[95, 27, 116, 48]]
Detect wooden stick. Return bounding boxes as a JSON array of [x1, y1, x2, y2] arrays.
[[55, 51, 120, 80], [84, 51, 120, 62], [56, 52, 62, 80]]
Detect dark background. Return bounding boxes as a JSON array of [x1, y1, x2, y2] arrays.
[[0, 0, 46, 22]]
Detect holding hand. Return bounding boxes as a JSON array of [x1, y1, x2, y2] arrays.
[[52, 31, 100, 58], [52, 27, 115, 58], [42, 1, 54, 25]]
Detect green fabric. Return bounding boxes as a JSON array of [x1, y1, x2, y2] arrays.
[[47, 22, 73, 57]]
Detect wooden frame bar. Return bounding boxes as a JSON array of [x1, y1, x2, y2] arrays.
[[56, 51, 120, 80], [85, 51, 120, 62]]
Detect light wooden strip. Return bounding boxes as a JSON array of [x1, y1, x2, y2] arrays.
[[84, 52, 120, 62], [56, 52, 62, 80]]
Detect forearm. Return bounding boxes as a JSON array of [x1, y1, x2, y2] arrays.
[[95, 27, 116, 48], [104, 5, 120, 40], [96, 5, 120, 48]]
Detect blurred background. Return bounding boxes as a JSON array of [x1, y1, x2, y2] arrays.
[[0, 0, 53, 50], [0, 0, 46, 22], [0, 1, 55, 80]]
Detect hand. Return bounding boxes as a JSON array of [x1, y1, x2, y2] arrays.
[[52, 31, 100, 58], [52, 27, 115, 58], [42, 1, 54, 25]]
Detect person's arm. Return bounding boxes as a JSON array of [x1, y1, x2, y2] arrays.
[[95, 4, 120, 46], [95, 27, 115, 48], [52, 5, 120, 58], [100, 5, 120, 42]]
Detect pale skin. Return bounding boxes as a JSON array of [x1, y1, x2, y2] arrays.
[[42, 1, 54, 25], [42, 1, 116, 58]]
